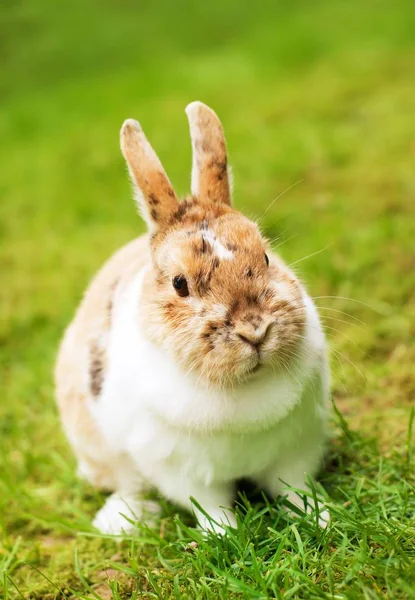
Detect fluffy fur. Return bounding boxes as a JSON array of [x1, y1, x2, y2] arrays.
[[55, 101, 330, 534]]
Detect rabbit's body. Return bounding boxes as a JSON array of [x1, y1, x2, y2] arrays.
[[56, 102, 330, 534]]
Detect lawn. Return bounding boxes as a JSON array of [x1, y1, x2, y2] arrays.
[[1, 0, 414, 598]]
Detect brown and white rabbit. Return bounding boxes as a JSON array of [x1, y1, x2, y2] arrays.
[[55, 102, 330, 534]]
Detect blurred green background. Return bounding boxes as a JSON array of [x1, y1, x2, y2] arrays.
[[1, 0, 415, 596]]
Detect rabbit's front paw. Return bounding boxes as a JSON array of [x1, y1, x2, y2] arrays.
[[93, 493, 159, 535]]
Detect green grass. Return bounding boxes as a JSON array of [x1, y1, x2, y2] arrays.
[[1, 0, 415, 597]]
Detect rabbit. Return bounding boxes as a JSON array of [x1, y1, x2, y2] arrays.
[[55, 101, 330, 535]]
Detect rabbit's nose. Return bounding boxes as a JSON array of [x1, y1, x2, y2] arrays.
[[236, 322, 271, 348]]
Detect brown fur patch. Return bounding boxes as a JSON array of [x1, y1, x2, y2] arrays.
[[170, 198, 197, 223], [89, 341, 106, 398], [246, 295, 258, 306], [149, 193, 160, 206]]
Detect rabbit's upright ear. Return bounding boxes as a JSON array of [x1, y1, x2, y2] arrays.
[[120, 119, 179, 231], [185, 102, 232, 206]]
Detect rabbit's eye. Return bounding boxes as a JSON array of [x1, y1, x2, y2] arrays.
[[265, 253, 269, 267], [173, 275, 189, 297]]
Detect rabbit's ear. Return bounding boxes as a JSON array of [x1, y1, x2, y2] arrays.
[[120, 119, 179, 231], [185, 102, 232, 206]]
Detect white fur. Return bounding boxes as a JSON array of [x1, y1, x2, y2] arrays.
[[203, 230, 233, 260], [88, 268, 330, 533], [93, 492, 160, 534]]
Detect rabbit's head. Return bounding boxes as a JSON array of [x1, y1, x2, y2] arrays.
[[121, 102, 306, 386]]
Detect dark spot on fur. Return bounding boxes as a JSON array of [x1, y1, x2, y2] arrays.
[[90, 342, 105, 398], [223, 330, 231, 343], [246, 313, 262, 328], [225, 299, 240, 324], [212, 257, 220, 269], [226, 243, 238, 252], [201, 236, 208, 254], [106, 278, 119, 322], [149, 193, 160, 206], [246, 295, 258, 306], [107, 298, 113, 318], [202, 322, 219, 350], [151, 208, 158, 220], [200, 219, 209, 230], [195, 269, 212, 295], [246, 267, 253, 278], [215, 161, 227, 180], [167, 188, 175, 198], [231, 299, 240, 313], [171, 205, 186, 223], [170, 199, 196, 224]]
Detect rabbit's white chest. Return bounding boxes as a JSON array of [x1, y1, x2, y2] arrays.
[[125, 418, 288, 486]]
